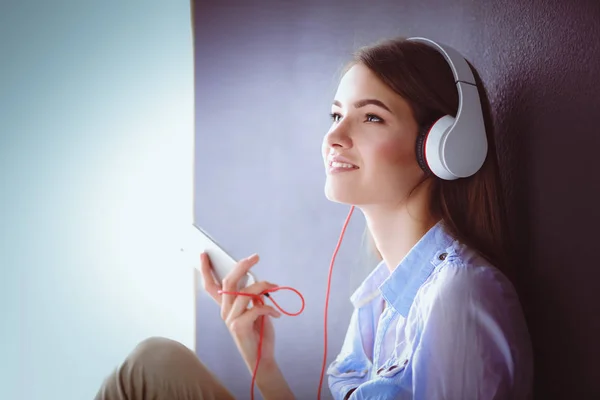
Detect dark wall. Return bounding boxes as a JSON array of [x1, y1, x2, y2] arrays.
[[192, 0, 600, 398]]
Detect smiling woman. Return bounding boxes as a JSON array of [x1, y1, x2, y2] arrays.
[[94, 36, 533, 400], [329, 38, 514, 277], [321, 37, 532, 400]]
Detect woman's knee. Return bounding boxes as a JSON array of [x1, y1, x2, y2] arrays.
[[96, 337, 211, 400], [126, 336, 198, 372], [97, 337, 234, 400], [131, 336, 191, 357], [125, 337, 232, 396]]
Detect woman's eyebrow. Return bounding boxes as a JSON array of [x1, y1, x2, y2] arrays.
[[332, 98, 392, 113]]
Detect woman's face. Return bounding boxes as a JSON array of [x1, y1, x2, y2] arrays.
[[322, 63, 424, 207]]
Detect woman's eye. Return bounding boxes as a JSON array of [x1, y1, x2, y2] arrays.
[[329, 112, 383, 123], [366, 114, 383, 123], [329, 112, 342, 122]]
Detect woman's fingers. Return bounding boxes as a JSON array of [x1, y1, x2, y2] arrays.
[[221, 254, 260, 319], [225, 281, 279, 323], [228, 305, 281, 334], [199, 252, 222, 305]]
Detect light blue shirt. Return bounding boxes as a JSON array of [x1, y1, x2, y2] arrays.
[[327, 221, 533, 400]]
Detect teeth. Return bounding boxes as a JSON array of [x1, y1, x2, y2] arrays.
[[331, 161, 356, 169]]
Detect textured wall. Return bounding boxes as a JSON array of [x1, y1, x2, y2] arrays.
[[192, 0, 600, 398]]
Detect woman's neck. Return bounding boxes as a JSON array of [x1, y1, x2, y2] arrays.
[[361, 181, 438, 272]]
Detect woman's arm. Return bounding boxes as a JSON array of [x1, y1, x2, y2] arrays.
[[255, 358, 296, 400]]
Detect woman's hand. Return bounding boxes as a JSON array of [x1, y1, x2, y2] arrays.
[[200, 252, 296, 400], [200, 252, 281, 373]]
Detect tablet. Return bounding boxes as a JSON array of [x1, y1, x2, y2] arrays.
[[179, 224, 255, 291]]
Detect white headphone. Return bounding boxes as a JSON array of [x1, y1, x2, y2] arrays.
[[406, 37, 488, 180]]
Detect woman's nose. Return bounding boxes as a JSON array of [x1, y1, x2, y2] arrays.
[[325, 123, 352, 149]]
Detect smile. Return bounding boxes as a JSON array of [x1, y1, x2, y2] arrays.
[[327, 160, 359, 174], [330, 161, 358, 169]]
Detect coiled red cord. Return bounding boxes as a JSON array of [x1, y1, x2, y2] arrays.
[[217, 285, 305, 400], [219, 205, 355, 400]]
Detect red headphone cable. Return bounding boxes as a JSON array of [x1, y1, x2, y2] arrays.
[[218, 205, 355, 400], [217, 285, 305, 400], [317, 205, 355, 400]]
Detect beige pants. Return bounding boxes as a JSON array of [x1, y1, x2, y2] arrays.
[[95, 337, 236, 400]]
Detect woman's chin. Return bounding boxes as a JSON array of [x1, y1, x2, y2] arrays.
[[324, 185, 359, 205]]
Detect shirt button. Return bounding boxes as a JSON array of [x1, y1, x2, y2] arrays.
[[438, 252, 447, 261]]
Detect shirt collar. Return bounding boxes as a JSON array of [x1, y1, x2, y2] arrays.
[[380, 220, 456, 317], [349, 220, 456, 316], [350, 260, 390, 309]]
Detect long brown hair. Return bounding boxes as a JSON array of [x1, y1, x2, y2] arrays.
[[347, 37, 514, 282]]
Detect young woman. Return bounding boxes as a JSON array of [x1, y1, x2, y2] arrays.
[[96, 37, 533, 400]]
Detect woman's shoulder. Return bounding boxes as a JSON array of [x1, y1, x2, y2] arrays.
[[416, 241, 521, 313]]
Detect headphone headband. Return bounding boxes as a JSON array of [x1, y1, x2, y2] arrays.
[[406, 37, 488, 180], [406, 37, 476, 86]]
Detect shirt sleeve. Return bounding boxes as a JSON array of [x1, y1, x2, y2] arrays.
[[327, 307, 372, 400], [348, 263, 533, 400]]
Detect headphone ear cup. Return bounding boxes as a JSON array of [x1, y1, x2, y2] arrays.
[[415, 123, 434, 175], [424, 115, 456, 180]]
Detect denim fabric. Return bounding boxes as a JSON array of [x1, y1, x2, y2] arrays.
[[327, 221, 533, 400]]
